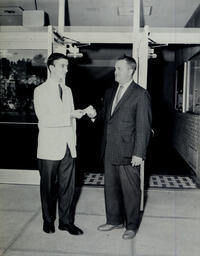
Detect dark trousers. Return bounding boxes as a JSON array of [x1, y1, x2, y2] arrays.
[[38, 146, 75, 225], [104, 147, 141, 230]]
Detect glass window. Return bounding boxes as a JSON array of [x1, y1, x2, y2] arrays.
[[175, 64, 184, 111], [189, 59, 200, 114], [176, 52, 200, 114], [0, 49, 47, 122]]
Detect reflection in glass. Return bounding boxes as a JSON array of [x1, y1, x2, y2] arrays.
[[0, 49, 47, 122]]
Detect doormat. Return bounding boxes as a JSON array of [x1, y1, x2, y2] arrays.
[[83, 173, 197, 189], [149, 175, 197, 189]]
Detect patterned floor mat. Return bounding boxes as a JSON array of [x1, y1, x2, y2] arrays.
[[83, 173, 197, 189], [84, 173, 104, 186], [149, 175, 197, 189]]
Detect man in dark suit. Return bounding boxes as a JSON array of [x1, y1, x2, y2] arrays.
[[88, 55, 152, 240]]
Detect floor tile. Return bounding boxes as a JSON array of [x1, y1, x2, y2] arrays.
[[175, 218, 200, 256], [135, 217, 176, 256], [0, 184, 40, 211], [174, 190, 200, 218], [0, 211, 37, 248], [76, 186, 105, 216], [11, 214, 132, 256], [143, 190, 176, 217]]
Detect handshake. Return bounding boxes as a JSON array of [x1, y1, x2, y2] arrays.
[[71, 105, 97, 119]]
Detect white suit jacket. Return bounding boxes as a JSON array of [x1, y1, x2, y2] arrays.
[[34, 79, 77, 160]]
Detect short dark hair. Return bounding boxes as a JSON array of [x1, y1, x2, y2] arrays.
[[118, 55, 137, 72], [47, 52, 68, 69]]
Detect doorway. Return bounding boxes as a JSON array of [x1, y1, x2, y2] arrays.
[[146, 46, 193, 178]]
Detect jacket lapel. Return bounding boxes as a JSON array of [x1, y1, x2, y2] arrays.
[[106, 86, 118, 120], [111, 81, 135, 116]]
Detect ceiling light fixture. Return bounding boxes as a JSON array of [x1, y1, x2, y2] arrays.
[[53, 28, 90, 58]]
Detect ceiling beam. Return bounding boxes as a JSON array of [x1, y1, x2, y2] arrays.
[[149, 28, 200, 44], [62, 27, 200, 44], [0, 26, 200, 48]]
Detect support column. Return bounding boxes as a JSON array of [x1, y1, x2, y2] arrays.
[[58, 0, 65, 33], [132, 0, 140, 83], [138, 25, 149, 89], [138, 25, 149, 211], [132, 0, 148, 211]]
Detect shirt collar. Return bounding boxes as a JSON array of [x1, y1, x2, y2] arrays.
[[119, 79, 133, 90], [47, 78, 65, 89]]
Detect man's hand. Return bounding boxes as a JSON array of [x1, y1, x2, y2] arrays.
[[131, 156, 143, 167], [83, 105, 97, 119], [71, 110, 85, 119]]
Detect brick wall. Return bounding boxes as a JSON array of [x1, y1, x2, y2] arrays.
[[173, 112, 200, 179]]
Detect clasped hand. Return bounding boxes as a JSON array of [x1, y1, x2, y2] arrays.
[[83, 105, 97, 118], [71, 105, 96, 119]]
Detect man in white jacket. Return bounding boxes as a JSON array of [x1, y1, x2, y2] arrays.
[[34, 53, 84, 235]]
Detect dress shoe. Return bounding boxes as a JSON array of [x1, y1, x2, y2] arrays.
[[58, 223, 83, 235], [97, 223, 124, 231], [43, 222, 55, 234], [122, 230, 136, 240]]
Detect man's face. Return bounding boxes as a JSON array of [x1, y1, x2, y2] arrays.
[[51, 58, 69, 82], [114, 59, 133, 84]]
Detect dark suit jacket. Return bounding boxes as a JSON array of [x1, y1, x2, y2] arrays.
[[98, 81, 152, 165]]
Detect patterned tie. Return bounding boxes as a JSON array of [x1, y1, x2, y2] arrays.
[[58, 84, 63, 101], [112, 85, 124, 113]]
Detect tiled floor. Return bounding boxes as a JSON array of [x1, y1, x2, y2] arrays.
[[0, 182, 200, 256], [84, 173, 197, 189]]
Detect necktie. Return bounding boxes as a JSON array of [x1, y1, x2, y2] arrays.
[[112, 85, 124, 113], [58, 84, 63, 101]]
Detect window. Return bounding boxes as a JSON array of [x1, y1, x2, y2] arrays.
[[189, 59, 200, 114], [0, 49, 47, 122], [175, 64, 184, 111], [175, 52, 200, 114]]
